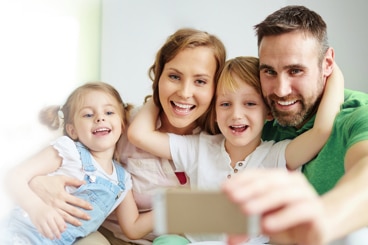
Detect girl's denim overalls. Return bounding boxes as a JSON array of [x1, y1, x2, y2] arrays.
[[1, 142, 126, 245]]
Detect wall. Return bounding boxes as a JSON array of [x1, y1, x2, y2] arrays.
[[101, 0, 368, 107], [0, 0, 101, 218]]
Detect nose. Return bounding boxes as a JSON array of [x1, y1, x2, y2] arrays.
[[231, 103, 243, 120], [177, 81, 193, 99], [274, 75, 292, 97], [96, 114, 105, 123]]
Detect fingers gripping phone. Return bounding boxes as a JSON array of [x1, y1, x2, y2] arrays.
[[153, 188, 260, 235]]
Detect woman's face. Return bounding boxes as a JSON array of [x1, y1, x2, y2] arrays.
[[158, 47, 217, 134]]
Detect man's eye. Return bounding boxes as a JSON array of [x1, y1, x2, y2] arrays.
[[262, 69, 276, 76], [290, 69, 301, 75]]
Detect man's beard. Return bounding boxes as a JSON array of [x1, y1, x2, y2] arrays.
[[271, 102, 310, 127], [267, 95, 319, 128]]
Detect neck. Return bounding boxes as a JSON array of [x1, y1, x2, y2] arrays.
[[159, 112, 197, 135], [225, 138, 261, 168]]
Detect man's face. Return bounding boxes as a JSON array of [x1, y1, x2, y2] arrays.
[[258, 31, 325, 128]]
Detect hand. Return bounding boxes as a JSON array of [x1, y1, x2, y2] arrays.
[[222, 169, 330, 245], [28, 202, 67, 240], [29, 175, 93, 226]]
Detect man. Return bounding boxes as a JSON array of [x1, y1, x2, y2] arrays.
[[223, 5, 368, 245]]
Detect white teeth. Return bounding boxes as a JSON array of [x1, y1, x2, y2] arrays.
[[278, 100, 296, 106], [173, 102, 193, 109], [94, 128, 109, 133], [232, 125, 244, 128]]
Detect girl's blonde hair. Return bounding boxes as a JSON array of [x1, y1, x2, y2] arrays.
[[208, 56, 262, 134], [39, 81, 132, 162]]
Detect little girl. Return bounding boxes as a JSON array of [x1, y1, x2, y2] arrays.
[[127, 56, 344, 244], [0, 82, 152, 244]]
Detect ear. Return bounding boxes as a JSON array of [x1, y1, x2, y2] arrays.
[[265, 110, 273, 121], [323, 47, 335, 77], [66, 123, 78, 140]]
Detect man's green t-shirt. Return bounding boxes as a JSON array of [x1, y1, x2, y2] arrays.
[[262, 89, 368, 195]]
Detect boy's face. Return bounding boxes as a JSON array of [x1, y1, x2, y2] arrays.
[[215, 74, 270, 151], [258, 31, 327, 128]]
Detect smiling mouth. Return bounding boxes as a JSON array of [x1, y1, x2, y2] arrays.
[[277, 100, 297, 106], [229, 125, 248, 133], [93, 128, 111, 134], [171, 101, 195, 112]]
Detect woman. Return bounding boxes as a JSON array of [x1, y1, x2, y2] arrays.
[[29, 28, 226, 245]]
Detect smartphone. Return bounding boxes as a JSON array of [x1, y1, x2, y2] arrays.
[[153, 188, 260, 235]]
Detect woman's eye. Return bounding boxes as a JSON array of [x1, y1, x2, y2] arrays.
[[196, 79, 207, 86], [169, 74, 180, 80]]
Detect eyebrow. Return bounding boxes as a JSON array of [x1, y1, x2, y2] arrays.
[[259, 64, 273, 70], [259, 64, 306, 70], [166, 67, 211, 79]]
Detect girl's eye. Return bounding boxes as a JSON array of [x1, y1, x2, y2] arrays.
[[246, 102, 256, 107], [84, 113, 93, 118], [106, 111, 114, 116]]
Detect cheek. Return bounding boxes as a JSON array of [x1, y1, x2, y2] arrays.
[[158, 78, 172, 99], [260, 82, 272, 97], [197, 87, 215, 107]]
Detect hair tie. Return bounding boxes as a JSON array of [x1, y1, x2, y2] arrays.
[[58, 106, 64, 119]]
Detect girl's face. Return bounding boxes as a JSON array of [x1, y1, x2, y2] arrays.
[[158, 46, 217, 134], [216, 74, 271, 155], [66, 90, 122, 155]]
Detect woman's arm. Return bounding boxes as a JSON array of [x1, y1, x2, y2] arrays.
[[5, 146, 67, 239], [285, 63, 344, 170], [29, 175, 92, 225], [127, 99, 172, 160], [116, 190, 153, 240]]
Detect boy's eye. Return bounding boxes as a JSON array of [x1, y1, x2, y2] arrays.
[[220, 102, 230, 107]]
